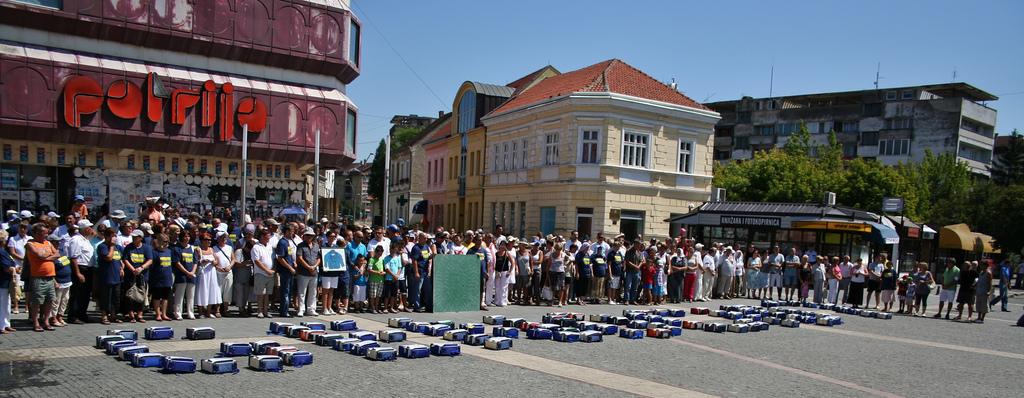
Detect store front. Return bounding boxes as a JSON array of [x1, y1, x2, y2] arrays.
[[667, 201, 900, 264], [0, 43, 356, 221]]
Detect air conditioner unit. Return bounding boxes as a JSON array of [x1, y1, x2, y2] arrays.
[[712, 188, 727, 202], [823, 192, 837, 206]]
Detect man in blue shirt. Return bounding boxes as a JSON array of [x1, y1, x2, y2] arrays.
[[274, 224, 297, 317], [989, 259, 1011, 312], [408, 232, 434, 312]]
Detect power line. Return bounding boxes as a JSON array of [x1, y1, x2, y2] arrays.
[[352, 2, 447, 109]]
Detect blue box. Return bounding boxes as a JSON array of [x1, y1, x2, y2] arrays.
[[144, 326, 173, 340], [349, 331, 376, 341], [330, 319, 358, 331], [398, 344, 431, 359], [219, 342, 252, 357], [464, 333, 490, 346], [597, 324, 619, 335], [163, 356, 196, 373], [526, 328, 553, 340], [331, 338, 360, 352], [430, 342, 461, 356], [619, 328, 644, 339], [493, 327, 519, 339], [459, 323, 486, 334], [553, 331, 580, 342], [350, 341, 380, 356], [581, 330, 603, 342]]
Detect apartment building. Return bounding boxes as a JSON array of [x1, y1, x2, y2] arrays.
[[706, 83, 998, 175]]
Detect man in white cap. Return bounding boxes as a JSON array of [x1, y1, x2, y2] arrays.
[[52, 214, 77, 256], [7, 223, 29, 314], [67, 219, 95, 324], [295, 227, 320, 317], [19, 210, 33, 221]]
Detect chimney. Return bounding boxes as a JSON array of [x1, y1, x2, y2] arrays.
[[439, 110, 444, 118], [670, 78, 678, 91]]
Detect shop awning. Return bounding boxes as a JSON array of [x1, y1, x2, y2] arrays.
[[886, 215, 923, 238], [939, 224, 976, 251], [939, 223, 1000, 253], [412, 200, 428, 215], [921, 225, 937, 240], [867, 221, 900, 245]]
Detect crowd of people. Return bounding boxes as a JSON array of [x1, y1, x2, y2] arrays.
[[1, 195, 1020, 334]]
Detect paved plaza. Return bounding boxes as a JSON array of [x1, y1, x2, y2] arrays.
[[1, 296, 1021, 398]]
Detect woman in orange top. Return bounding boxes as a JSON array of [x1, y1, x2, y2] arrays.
[[25, 223, 59, 332]]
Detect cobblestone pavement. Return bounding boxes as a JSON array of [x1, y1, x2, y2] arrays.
[[1, 296, 1020, 398]]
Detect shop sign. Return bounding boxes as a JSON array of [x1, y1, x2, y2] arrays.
[[792, 220, 872, 233], [720, 216, 781, 227], [907, 227, 920, 238], [62, 73, 267, 141]]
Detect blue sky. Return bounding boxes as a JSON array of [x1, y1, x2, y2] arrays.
[[347, 0, 1024, 158]]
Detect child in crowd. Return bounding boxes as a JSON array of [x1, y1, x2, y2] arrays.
[[901, 272, 917, 313], [367, 246, 385, 314], [641, 250, 656, 305], [350, 256, 367, 313], [880, 262, 897, 312]]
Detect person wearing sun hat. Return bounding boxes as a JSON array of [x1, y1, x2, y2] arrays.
[[70, 195, 88, 221], [295, 227, 320, 317]]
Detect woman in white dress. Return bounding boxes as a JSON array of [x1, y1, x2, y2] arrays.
[[213, 231, 234, 317], [193, 232, 222, 318]]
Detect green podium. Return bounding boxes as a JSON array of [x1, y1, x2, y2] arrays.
[[430, 254, 481, 313]]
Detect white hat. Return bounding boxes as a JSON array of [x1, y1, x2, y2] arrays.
[[302, 227, 316, 236], [76, 219, 94, 229], [320, 217, 329, 223], [216, 223, 228, 233], [244, 214, 252, 224], [695, 243, 704, 249], [265, 218, 281, 226], [216, 230, 228, 239], [130, 229, 145, 238], [5, 210, 16, 215], [46, 211, 59, 218], [19, 210, 33, 218], [139, 222, 154, 233], [110, 210, 127, 219]]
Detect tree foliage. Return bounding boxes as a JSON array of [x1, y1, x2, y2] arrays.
[[367, 139, 387, 219], [990, 129, 1024, 185], [897, 151, 973, 226], [970, 181, 1024, 255]]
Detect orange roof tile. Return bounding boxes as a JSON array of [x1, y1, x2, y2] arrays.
[[488, 59, 709, 117]]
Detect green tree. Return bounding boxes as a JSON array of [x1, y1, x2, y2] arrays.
[[899, 151, 973, 226], [367, 139, 387, 220], [971, 182, 1024, 255], [783, 124, 812, 157], [391, 126, 424, 149], [990, 129, 1024, 185], [839, 158, 918, 218]]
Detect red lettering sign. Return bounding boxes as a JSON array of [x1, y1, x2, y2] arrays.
[[61, 73, 266, 140]]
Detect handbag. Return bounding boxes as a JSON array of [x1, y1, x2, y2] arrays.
[[541, 286, 553, 301], [125, 282, 146, 304]]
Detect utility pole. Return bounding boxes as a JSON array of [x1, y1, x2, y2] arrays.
[[313, 129, 320, 222], [383, 134, 391, 225], [240, 124, 248, 228]]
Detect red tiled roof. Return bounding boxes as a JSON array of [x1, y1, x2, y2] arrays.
[[506, 65, 557, 93], [488, 59, 709, 117]]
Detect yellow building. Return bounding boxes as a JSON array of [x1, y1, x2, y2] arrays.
[[479, 59, 720, 240], [443, 73, 548, 231]]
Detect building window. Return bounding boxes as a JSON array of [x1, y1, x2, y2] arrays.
[[520, 139, 528, 168], [348, 19, 361, 66], [734, 136, 750, 150], [885, 118, 913, 130], [860, 131, 879, 146], [835, 120, 859, 133], [621, 131, 649, 168], [158, 157, 166, 172], [492, 144, 501, 172], [539, 207, 556, 235], [490, 202, 497, 231], [510, 141, 518, 170], [776, 122, 798, 136], [544, 133, 559, 165], [958, 142, 992, 164], [576, 208, 594, 239], [458, 91, 476, 135], [885, 91, 898, 101], [863, 102, 883, 117], [503, 142, 511, 171], [901, 90, 914, 100], [713, 150, 731, 161], [755, 125, 775, 136], [960, 117, 994, 138], [678, 140, 695, 173], [579, 128, 600, 164], [807, 121, 834, 134], [878, 139, 910, 156], [346, 109, 357, 154], [842, 143, 857, 158], [737, 111, 751, 124], [126, 155, 135, 170]]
